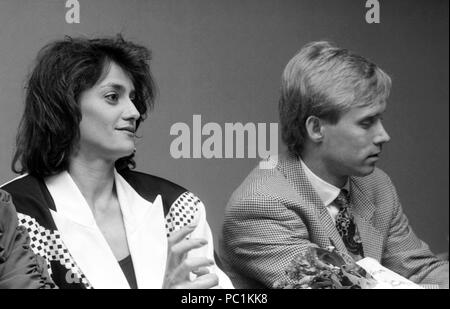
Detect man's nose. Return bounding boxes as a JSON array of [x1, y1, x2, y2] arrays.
[[374, 122, 390, 144]]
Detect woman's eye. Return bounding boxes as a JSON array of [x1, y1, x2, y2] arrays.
[[105, 93, 119, 102]]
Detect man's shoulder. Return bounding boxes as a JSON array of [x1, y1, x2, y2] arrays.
[[351, 167, 397, 202], [352, 167, 393, 189], [227, 157, 298, 208]]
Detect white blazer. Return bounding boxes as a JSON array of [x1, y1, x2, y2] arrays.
[[44, 170, 233, 289]]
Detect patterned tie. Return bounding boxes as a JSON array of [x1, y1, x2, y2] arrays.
[[334, 189, 365, 258]]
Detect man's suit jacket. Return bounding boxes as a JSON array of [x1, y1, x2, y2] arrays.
[[219, 153, 449, 288]]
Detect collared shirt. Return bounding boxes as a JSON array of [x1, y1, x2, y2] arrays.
[[300, 159, 349, 223]]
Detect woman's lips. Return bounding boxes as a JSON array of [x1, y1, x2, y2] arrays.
[[116, 127, 135, 133], [116, 128, 136, 137]]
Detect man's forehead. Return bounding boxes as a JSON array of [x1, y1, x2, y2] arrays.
[[350, 100, 387, 115], [335, 101, 387, 122]]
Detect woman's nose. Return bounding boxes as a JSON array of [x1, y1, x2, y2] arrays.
[[123, 98, 140, 120]]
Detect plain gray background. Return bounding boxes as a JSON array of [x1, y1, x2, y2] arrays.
[[0, 0, 448, 254]]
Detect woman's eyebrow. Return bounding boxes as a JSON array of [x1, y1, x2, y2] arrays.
[[99, 82, 134, 93]]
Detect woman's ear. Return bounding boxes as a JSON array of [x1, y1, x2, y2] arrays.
[[305, 115, 324, 143]]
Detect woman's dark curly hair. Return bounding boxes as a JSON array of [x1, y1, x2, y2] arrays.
[[12, 35, 156, 177]]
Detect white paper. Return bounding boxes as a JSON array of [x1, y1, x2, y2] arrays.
[[356, 257, 423, 289]]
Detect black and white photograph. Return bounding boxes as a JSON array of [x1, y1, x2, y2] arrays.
[[0, 0, 448, 293]]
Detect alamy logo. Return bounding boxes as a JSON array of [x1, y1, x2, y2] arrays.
[[65, 0, 80, 24], [365, 0, 380, 24], [170, 115, 278, 169], [65, 269, 81, 284]]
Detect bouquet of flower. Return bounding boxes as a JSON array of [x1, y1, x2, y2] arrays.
[[273, 246, 378, 289]]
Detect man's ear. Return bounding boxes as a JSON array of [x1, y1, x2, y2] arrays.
[[305, 115, 324, 143]]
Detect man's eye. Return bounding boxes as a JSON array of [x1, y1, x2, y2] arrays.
[[360, 119, 374, 128]]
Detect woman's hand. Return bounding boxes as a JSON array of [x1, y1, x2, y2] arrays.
[[162, 224, 219, 289]]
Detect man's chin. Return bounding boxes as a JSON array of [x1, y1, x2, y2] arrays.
[[353, 165, 376, 177]]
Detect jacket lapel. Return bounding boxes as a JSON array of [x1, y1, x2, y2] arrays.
[[278, 154, 348, 254], [46, 171, 130, 289], [349, 179, 384, 262], [114, 170, 167, 288]]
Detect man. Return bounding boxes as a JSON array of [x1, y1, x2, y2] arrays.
[[219, 41, 449, 289], [0, 189, 55, 288]]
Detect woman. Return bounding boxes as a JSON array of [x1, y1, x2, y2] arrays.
[[0, 189, 55, 288], [2, 36, 232, 289]]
